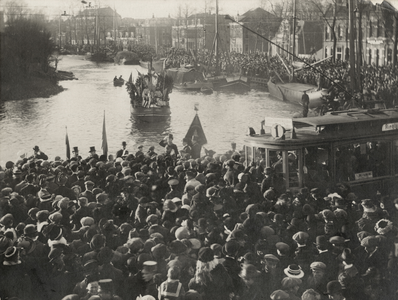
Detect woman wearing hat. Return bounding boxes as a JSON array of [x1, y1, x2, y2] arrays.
[[189, 247, 233, 300]]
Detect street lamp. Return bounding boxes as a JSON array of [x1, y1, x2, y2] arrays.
[[59, 11, 70, 48]]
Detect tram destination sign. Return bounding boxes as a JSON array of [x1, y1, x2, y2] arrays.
[[382, 122, 398, 131]]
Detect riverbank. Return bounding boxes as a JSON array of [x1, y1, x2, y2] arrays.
[[1, 66, 78, 101], [1, 76, 64, 101]]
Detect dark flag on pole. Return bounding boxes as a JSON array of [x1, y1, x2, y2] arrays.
[[102, 111, 108, 157], [128, 72, 133, 84], [65, 126, 71, 160], [185, 105, 207, 158]]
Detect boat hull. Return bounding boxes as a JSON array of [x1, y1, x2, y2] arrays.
[[267, 80, 327, 108], [174, 82, 213, 91], [113, 79, 125, 87], [139, 59, 164, 72], [217, 79, 251, 93], [130, 105, 171, 122]]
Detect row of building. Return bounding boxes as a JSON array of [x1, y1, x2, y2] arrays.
[[49, 0, 397, 66]]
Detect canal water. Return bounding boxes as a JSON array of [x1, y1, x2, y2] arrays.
[[0, 55, 300, 163]]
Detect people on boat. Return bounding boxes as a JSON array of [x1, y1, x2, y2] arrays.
[[113, 76, 117, 82], [119, 75, 123, 80]]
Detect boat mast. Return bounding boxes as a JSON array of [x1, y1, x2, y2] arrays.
[[292, 0, 296, 80], [215, 0, 219, 75], [348, 0, 357, 92]]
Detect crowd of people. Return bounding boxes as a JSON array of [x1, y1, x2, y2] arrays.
[[0, 135, 398, 300], [162, 48, 397, 108]]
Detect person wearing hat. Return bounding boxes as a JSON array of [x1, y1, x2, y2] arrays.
[[72, 146, 82, 161], [284, 264, 305, 279], [184, 170, 201, 193], [32, 145, 49, 160], [260, 253, 282, 298], [116, 141, 129, 159], [220, 240, 242, 295], [313, 235, 337, 280], [301, 289, 322, 300], [325, 280, 344, 300], [275, 242, 294, 272], [98, 279, 123, 300], [135, 145, 145, 157], [158, 265, 186, 300], [235, 263, 264, 300], [356, 235, 386, 275], [165, 178, 182, 200], [260, 166, 275, 195], [81, 180, 96, 203], [20, 173, 40, 198], [306, 262, 328, 295], [270, 289, 290, 300], [189, 247, 233, 300], [292, 231, 313, 273], [179, 137, 192, 160], [281, 277, 302, 300]]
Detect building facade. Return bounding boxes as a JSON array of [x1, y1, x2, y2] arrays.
[[172, 12, 230, 53], [229, 8, 281, 54], [324, 1, 397, 66]]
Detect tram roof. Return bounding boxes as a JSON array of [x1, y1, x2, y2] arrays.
[[292, 108, 398, 128]]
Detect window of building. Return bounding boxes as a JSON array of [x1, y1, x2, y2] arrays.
[[325, 47, 328, 58], [369, 20, 373, 37], [337, 47, 342, 61], [325, 26, 329, 40]]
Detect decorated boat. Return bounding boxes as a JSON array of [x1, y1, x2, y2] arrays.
[[126, 71, 173, 122], [267, 80, 328, 108]]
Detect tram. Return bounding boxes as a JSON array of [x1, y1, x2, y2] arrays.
[[244, 108, 398, 197]]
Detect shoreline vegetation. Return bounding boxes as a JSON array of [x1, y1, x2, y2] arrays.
[[1, 66, 77, 101]]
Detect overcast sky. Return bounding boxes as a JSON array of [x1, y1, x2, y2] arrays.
[[3, 0, 398, 19]]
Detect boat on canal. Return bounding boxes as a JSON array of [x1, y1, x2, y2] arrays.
[[243, 108, 398, 196], [267, 80, 328, 108], [126, 71, 173, 122], [113, 78, 125, 87], [166, 67, 213, 91]]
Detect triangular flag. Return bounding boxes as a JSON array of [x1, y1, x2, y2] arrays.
[[185, 113, 207, 146], [128, 72, 132, 84], [102, 111, 108, 157], [65, 126, 71, 160]]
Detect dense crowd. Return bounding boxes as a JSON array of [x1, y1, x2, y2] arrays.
[[1, 137, 398, 300], [163, 48, 398, 108]]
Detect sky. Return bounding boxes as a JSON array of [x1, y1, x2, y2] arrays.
[[2, 0, 398, 19]]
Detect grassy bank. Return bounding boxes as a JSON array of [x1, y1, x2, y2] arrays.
[[1, 74, 65, 101]]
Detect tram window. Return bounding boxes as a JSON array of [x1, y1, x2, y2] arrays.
[[270, 151, 281, 173], [253, 147, 265, 165], [336, 141, 390, 182], [304, 146, 331, 186]]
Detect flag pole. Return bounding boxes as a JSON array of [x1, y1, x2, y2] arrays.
[[102, 110, 108, 158], [65, 126, 71, 160]]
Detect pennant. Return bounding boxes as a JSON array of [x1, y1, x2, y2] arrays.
[[65, 126, 71, 160], [128, 72, 132, 84], [102, 111, 108, 157], [185, 113, 207, 146]]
